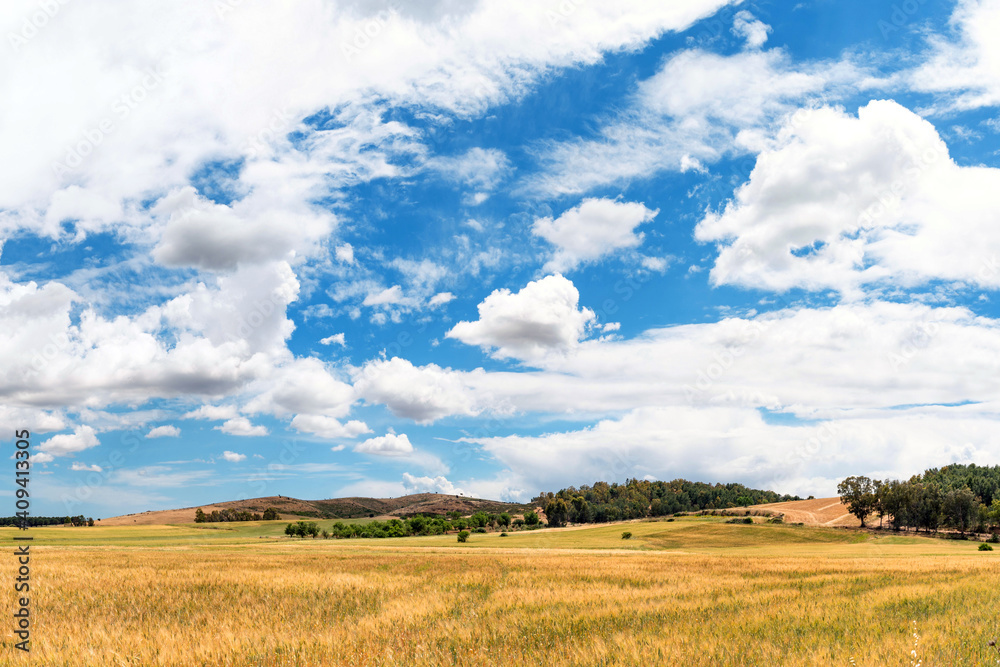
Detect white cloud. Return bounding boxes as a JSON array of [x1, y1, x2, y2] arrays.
[[320, 333, 346, 346], [222, 450, 247, 462], [151, 187, 333, 271], [911, 0, 1000, 111], [428, 292, 455, 308], [731, 11, 771, 49], [446, 274, 595, 362], [696, 100, 1000, 294], [530, 47, 856, 196], [466, 404, 1000, 498], [38, 425, 99, 458], [335, 243, 355, 264], [183, 405, 239, 421], [146, 425, 180, 439], [354, 433, 414, 457], [402, 472, 465, 496], [242, 357, 354, 418], [71, 462, 103, 472], [290, 414, 371, 439], [33, 452, 54, 464], [363, 285, 416, 308], [532, 198, 659, 273], [354, 357, 484, 423], [216, 418, 269, 437], [426, 147, 511, 190]]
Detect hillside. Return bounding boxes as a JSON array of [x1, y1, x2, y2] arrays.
[[97, 493, 530, 526], [747, 496, 860, 527]]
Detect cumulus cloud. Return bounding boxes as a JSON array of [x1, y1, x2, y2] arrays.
[[320, 333, 346, 346], [402, 472, 465, 496], [353, 357, 484, 423], [446, 274, 595, 362], [428, 292, 455, 308], [531, 47, 856, 196], [335, 243, 355, 264], [696, 100, 1000, 294], [532, 198, 659, 273], [38, 425, 99, 458], [222, 450, 247, 462], [71, 462, 103, 472], [151, 187, 333, 271], [183, 405, 239, 421], [146, 425, 180, 438], [290, 414, 371, 439], [466, 404, 1000, 498], [731, 11, 771, 49], [354, 433, 414, 457], [911, 0, 1000, 110], [216, 418, 269, 437]]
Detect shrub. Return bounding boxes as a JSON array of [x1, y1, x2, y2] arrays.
[[666, 518, 675, 522], [988, 533, 1000, 543], [457, 531, 470, 543], [474, 527, 487, 533], [743, 517, 754, 524], [979, 542, 993, 551], [621, 531, 632, 540], [500, 532, 508, 537]]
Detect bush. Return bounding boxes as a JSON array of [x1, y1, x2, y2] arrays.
[[457, 531, 470, 543], [500, 532, 508, 537], [666, 518, 675, 522], [474, 527, 487, 533], [988, 533, 1000, 543], [621, 531, 632, 540], [979, 542, 993, 551]]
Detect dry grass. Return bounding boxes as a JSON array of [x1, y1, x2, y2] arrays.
[[2, 519, 998, 665]]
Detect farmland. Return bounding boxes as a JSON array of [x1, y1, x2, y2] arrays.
[[2, 517, 998, 666]]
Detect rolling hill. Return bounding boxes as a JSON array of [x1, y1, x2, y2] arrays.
[[97, 493, 532, 526]]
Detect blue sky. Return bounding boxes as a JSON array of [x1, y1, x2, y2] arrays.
[[4, 0, 1000, 517]]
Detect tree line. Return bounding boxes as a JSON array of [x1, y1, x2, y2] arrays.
[[838, 463, 1000, 534], [285, 510, 542, 539], [195, 507, 280, 523], [0, 515, 94, 527], [535, 478, 799, 527]]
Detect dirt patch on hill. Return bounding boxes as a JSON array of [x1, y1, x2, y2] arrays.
[[748, 497, 860, 527]]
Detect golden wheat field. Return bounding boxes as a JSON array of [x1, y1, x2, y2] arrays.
[[2, 518, 999, 666]]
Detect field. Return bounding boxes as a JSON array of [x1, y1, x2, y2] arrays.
[[3, 517, 999, 666]]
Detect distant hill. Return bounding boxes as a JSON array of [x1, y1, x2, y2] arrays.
[[97, 493, 531, 526]]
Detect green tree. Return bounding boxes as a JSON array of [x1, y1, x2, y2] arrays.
[[498, 512, 511, 528], [194, 508, 206, 523], [545, 498, 569, 527], [837, 476, 877, 528], [942, 487, 978, 534], [262, 507, 279, 521], [457, 530, 470, 543], [523, 511, 540, 526]]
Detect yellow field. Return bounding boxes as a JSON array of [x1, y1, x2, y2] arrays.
[[2, 518, 999, 666]]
